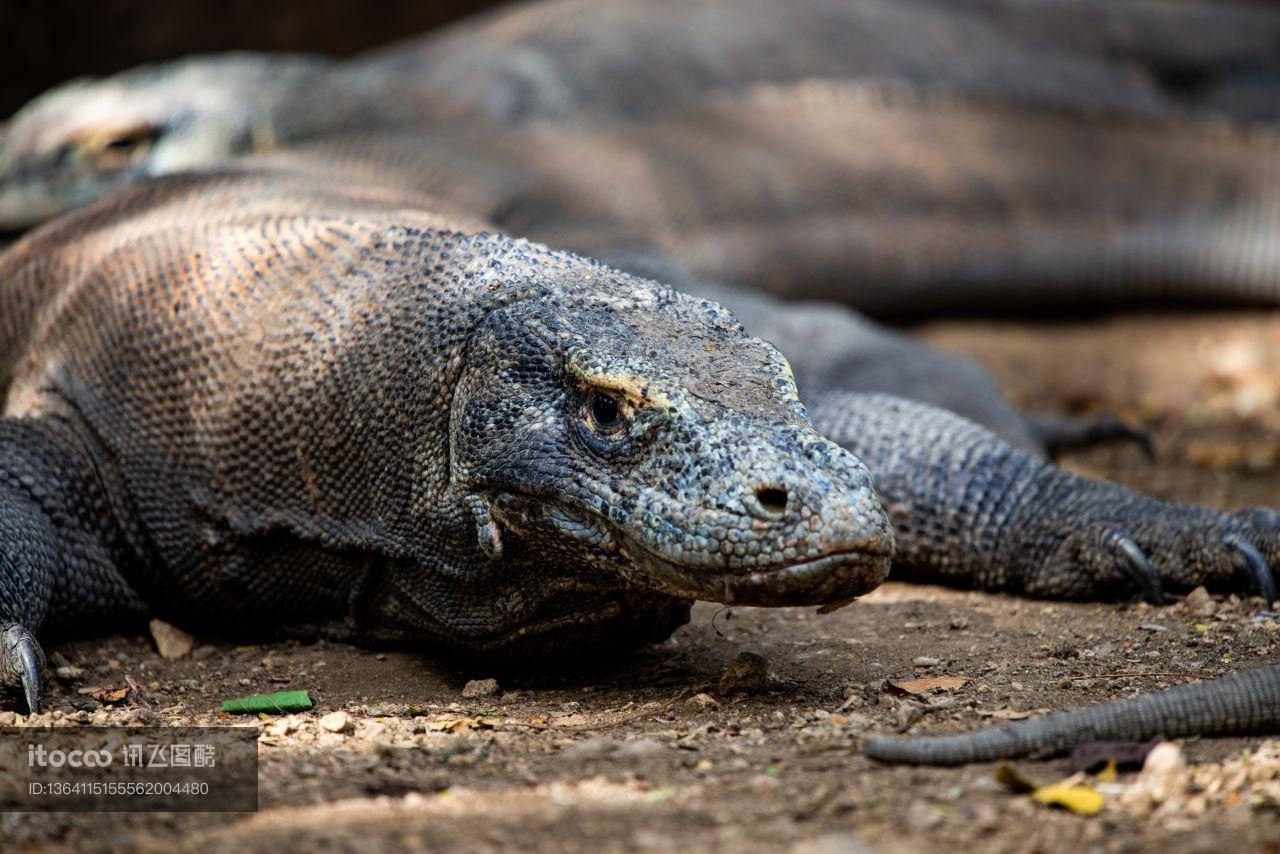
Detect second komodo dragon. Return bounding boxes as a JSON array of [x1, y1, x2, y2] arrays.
[[0, 172, 1277, 764]]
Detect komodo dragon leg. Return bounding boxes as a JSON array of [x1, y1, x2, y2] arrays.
[[0, 417, 146, 712], [810, 392, 1277, 602]]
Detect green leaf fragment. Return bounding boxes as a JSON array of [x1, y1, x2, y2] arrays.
[[220, 690, 314, 714], [645, 788, 678, 803]]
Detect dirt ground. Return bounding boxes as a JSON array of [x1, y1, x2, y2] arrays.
[[3, 310, 1278, 853]]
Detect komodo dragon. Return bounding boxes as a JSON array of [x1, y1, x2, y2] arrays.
[[0, 171, 1277, 766], [9, 0, 1280, 230]]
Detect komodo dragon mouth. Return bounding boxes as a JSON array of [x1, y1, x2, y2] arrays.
[[624, 540, 894, 607]]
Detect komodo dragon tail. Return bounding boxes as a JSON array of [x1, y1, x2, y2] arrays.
[[862, 662, 1280, 765]]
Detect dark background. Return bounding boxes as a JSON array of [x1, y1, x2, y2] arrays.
[[0, 0, 507, 119]]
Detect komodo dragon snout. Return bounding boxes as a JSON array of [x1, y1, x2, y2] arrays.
[[449, 285, 895, 608]]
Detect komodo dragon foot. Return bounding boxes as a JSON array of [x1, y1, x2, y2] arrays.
[[1028, 411, 1155, 461], [1019, 503, 1277, 605]]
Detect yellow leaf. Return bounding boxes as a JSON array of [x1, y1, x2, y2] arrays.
[[1031, 783, 1105, 815]]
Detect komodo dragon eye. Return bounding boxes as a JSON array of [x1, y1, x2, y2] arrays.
[[587, 389, 623, 431], [82, 123, 163, 170]]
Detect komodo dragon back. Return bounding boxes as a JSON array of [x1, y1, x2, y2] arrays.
[[229, 81, 1280, 318]]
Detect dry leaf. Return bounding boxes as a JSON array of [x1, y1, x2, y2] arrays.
[[995, 764, 1039, 794], [977, 708, 1036, 720], [425, 717, 483, 733], [886, 675, 968, 696], [91, 686, 129, 704]]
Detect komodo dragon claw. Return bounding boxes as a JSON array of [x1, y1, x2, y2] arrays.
[[1032, 413, 1155, 461], [1110, 533, 1165, 605], [2, 625, 44, 714], [1224, 534, 1277, 607]]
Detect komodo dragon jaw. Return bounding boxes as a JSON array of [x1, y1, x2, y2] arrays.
[[448, 286, 895, 608]]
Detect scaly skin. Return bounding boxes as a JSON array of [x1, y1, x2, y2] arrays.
[[0, 171, 895, 710]]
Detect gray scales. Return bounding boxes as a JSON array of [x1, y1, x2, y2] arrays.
[[0, 0, 1279, 763]]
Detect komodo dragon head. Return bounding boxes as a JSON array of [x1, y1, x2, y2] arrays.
[[443, 264, 895, 625], [0, 54, 373, 229]]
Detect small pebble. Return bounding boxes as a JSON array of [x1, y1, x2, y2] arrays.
[[690, 693, 720, 711], [55, 665, 84, 679], [266, 718, 294, 737], [461, 678, 500, 699], [719, 651, 769, 694], [320, 711, 353, 734], [913, 656, 941, 667], [1182, 586, 1218, 617], [149, 618, 195, 660]]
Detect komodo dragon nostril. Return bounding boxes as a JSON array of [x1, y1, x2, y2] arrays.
[[753, 486, 789, 516]]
